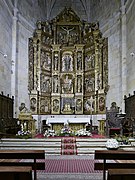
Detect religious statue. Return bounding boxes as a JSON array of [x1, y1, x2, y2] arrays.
[[76, 99, 82, 111], [53, 76, 59, 93], [62, 74, 73, 93], [77, 76, 82, 93], [62, 54, 73, 71], [41, 76, 50, 93], [54, 54, 58, 70], [30, 98, 36, 112], [41, 52, 51, 70], [97, 73, 102, 90], [84, 97, 94, 112], [85, 77, 95, 92], [53, 99, 59, 112], [77, 53, 82, 70], [99, 97, 105, 111], [19, 103, 28, 113], [85, 54, 95, 70], [40, 99, 50, 113], [63, 103, 72, 112], [61, 26, 74, 44]]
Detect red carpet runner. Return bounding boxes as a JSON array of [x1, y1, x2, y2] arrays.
[[61, 137, 77, 155]]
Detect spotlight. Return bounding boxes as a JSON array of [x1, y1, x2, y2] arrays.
[[0, 51, 7, 58], [3, 54, 7, 58], [130, 52, 135, 57]]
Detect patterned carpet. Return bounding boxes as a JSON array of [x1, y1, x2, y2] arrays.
[[21, 155, 103, 179], [36, 155, 103, 180], [61, 137, 77, 155], [39, 159, 101, 173], [37, 155, 101, 174]]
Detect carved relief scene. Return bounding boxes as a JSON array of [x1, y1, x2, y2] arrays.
[[28, 8, 108, 115]]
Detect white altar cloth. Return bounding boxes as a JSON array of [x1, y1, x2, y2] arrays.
[[47, 118, 90, 125]]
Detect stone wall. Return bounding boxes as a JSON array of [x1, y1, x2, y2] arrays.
[[0, 0, 13, 96], [14, 0, 47, 115], [88, 0, 122, 109], [126, 0, 135, 95], [0, 0, 135, 116]]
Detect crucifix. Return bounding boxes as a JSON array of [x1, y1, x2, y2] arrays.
[[61, 26, 74, 42]]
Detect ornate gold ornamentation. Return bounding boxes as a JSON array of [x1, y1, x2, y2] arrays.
[[28, 7, 108, 115]]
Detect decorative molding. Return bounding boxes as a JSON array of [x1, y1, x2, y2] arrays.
[[18, 13, 35, 33], [1, 0, 14, 17]]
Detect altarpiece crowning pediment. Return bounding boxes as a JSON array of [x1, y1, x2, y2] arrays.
[[28, 7, 108, 115]]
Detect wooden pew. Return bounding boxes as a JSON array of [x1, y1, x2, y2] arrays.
[[0, 150, 45, 180], [94, 150, 135, 180], [0, 166, 32, 180], [107, 169, 135, 180]]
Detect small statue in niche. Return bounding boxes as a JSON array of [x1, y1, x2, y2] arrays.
[[42, 76, 50, 93], [84, 97, 94, 112], [58, 32, 65, 44], [85, 54, 95, 70], [30, 98, 36, 112], [62, 54, 73, 71], [77, 53, 82, 70], [77, 76, 82, 93], [62, 74, 73, 93], [53, 76, 58, 93], [97, 73, 102, 90], [85, 77, 95, 92], [99, 97, 105, 112], [53, 99, 59, 112], [41, 52, 51, 70], [76, 99, 82, 111], [63, 103, 72, 112], [40, 100, 49, 113], [54, 54, 58, 70]]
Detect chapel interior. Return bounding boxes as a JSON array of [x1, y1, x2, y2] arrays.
[[0, 0, 135, 179], [0, 0, 135, 137]]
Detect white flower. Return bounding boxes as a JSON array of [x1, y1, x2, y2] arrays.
[[106, 139, 119, 149]]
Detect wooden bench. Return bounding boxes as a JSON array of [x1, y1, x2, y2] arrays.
[[0, 150, 45, 180], [107, 169, 135, 180], [94, 150, 135, 180], [0, 166, 32, 180]]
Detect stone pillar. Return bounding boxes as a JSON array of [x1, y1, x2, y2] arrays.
[[11, 2, 18, 117], [121, 2, 127, 112]]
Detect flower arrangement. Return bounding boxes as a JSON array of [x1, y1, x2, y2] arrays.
[[114, 133, 131, 145], [44, 130, 56, 137], [106, 139, 119, 150], [16, 130, 32, 139], [75, 129, 92, 137]]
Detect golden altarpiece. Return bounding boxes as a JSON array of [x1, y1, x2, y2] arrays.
[[28, 8, 108, 117]]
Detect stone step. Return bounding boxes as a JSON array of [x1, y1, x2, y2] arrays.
[[0, 138, 135, 155]]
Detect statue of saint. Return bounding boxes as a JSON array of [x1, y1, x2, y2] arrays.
[[54, 54, 58, 70], [62, 75, 73, 93], [19, 103, 28, 113], [62, 54, 73, 71], [53, 76, 58, 93], [63, 103, 72, 112], [77, 76, 82, 93]]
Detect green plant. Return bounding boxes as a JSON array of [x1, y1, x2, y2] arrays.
[[114, 133, 130, 145], [16, 130, 32, 139]]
